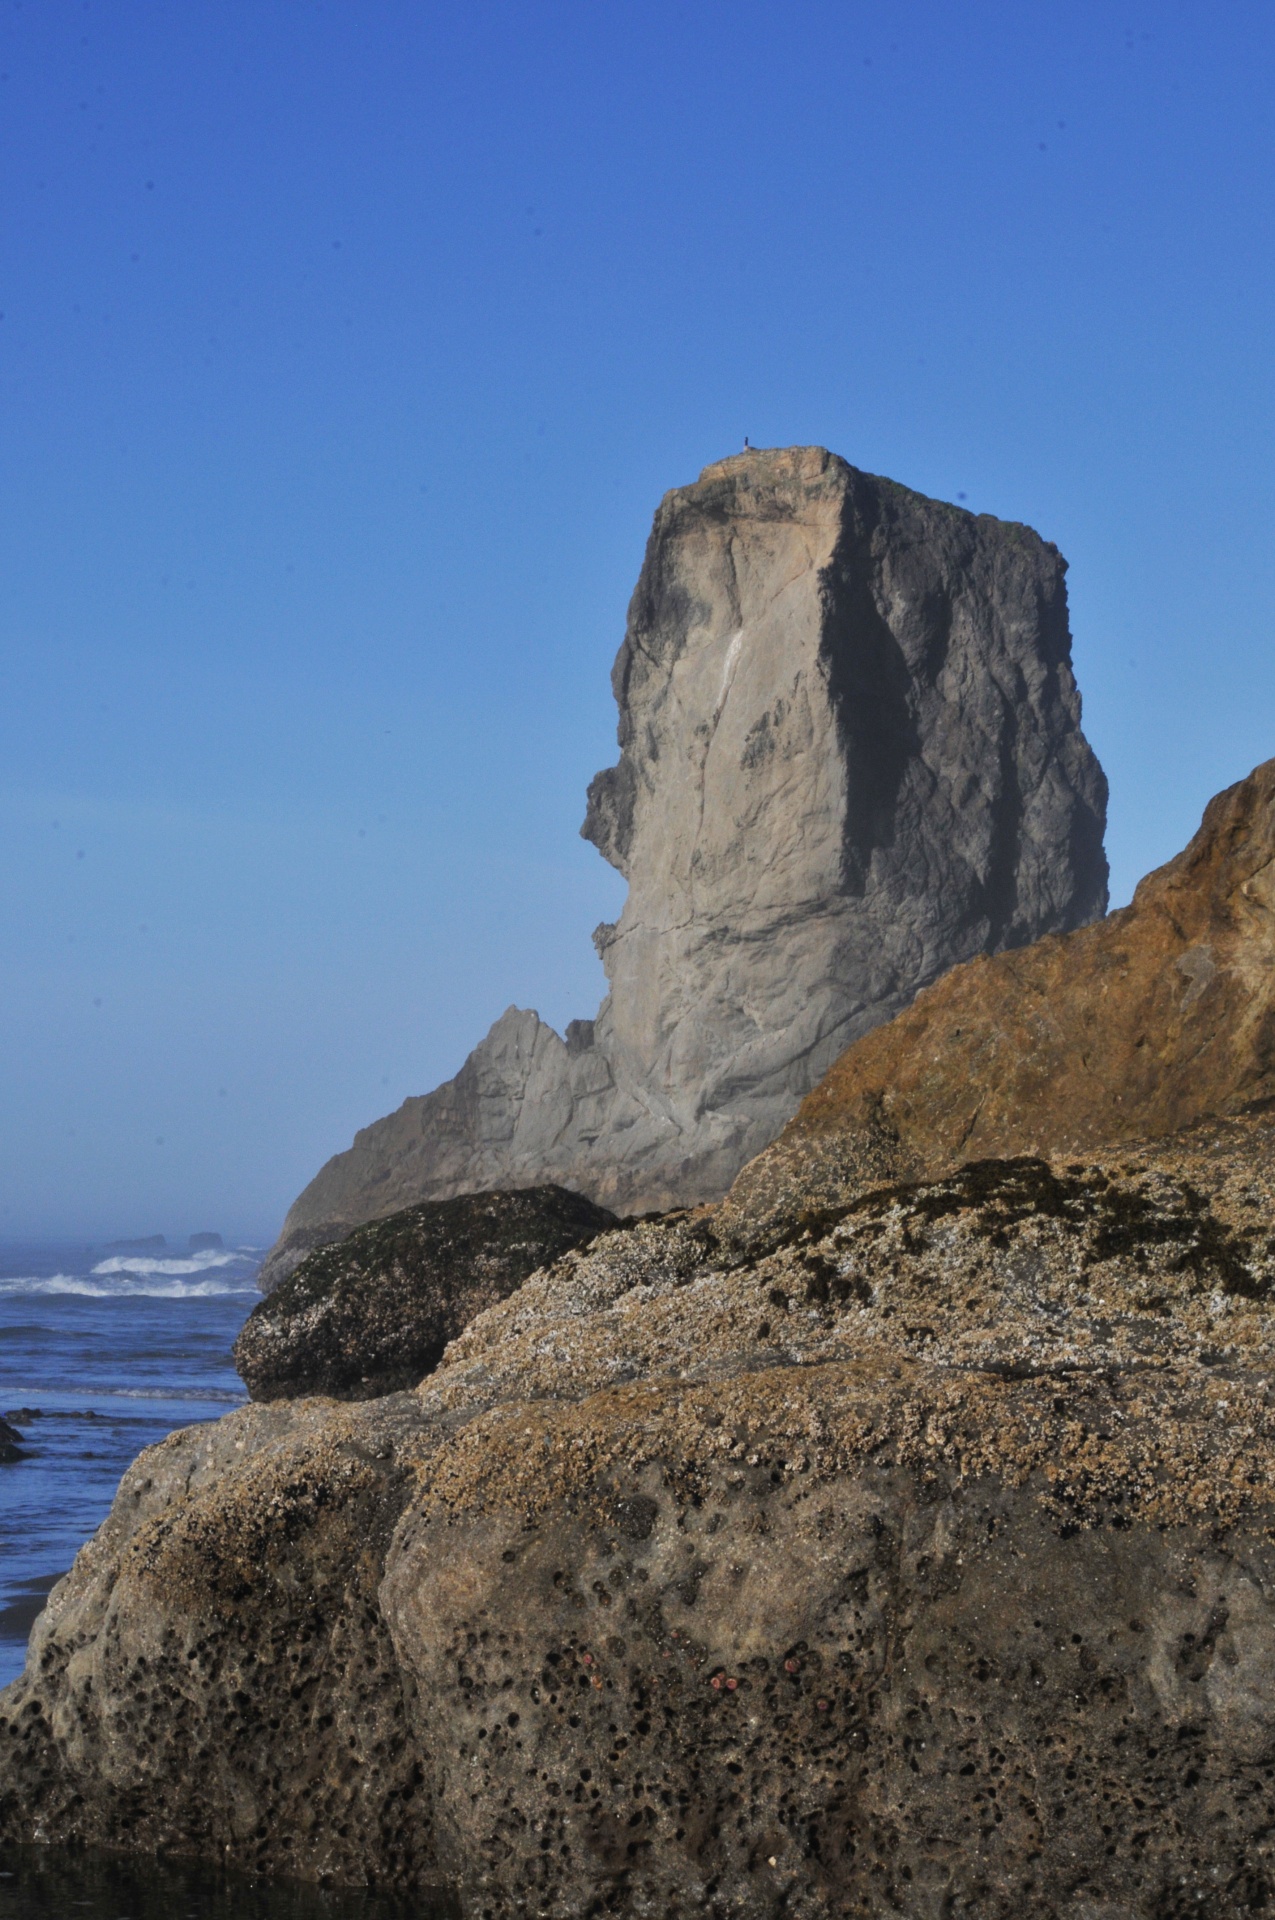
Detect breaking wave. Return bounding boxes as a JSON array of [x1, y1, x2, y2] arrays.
[[90, 1251, 250, 1278], [85, 1384, 247, 1402], [0, 1265, 260, 1300]]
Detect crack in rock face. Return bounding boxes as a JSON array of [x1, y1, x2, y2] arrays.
[[260, 446, 1106, 1288]]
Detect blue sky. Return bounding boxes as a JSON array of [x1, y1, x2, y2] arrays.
[[2, 1, 1272, 1239]]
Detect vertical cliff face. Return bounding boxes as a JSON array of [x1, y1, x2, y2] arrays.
[[260, 447, 1107, 1287]]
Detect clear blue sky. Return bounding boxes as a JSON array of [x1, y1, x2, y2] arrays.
[[2, 1, 1272, 1240]]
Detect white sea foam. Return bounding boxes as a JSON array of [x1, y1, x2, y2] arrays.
[[0, 1273, 258, 1299], [0, 1271, 80, 1294], [90, 1250, 248, 1278], [98, 1385, 247, 1401]]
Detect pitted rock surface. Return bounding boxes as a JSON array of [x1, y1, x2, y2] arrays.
[[721, 755, 1275, 1254], [234, 1185, 617, 1402], [0, 1393, 446, 1892], [11, 1106, 1275, 1914], [261, 446, 1106, 1287]]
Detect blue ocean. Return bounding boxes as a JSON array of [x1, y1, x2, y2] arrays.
[[0, 1236, 260, 1692], [0, 1240, 435, 1915]]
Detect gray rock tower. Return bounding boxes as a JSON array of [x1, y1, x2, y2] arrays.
[[261, 447, 1107, 1286]]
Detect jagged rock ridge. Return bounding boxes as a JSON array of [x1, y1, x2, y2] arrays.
[[263, 444, 1107, 1285]]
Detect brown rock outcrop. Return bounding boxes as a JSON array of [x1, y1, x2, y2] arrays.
[[721, 755, 1275, 1251]]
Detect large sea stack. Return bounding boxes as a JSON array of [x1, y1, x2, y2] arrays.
[[261, 446, 1107, 1287]]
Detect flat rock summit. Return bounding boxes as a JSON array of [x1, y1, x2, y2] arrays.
[[262, 446, 1107, 1288]]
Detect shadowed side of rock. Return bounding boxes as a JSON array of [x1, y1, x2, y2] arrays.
[[234, 1185, 617, 1401], [262, 447, 1107, 1287], [720, 754, 1275, 1253]]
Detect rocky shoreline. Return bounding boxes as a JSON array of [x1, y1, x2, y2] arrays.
[[8, 1097, 1275, 1913], [9, 462, 1275, 1915]]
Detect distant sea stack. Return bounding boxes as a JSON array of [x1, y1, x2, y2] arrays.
[[261, 446, 1107, 1287]]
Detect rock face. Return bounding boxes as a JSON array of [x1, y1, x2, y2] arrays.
[[234, 1186, 617, 1402], [0, 1393, 447, 1894], [721, 756, 1275, 1253], [9, 1106, 1275, 1915], [262, 446, 1107, 1288]]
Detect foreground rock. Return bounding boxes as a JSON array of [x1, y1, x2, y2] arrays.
[[262, 446, 1107, 1286], [234, 1186, 617, 1401], [722, 755, 1275, 1253], [9, 1099, 1275, 1913], [0, 1393, 446, 1892], [0, 1417, 25, 1464]]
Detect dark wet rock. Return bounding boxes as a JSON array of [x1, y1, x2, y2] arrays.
[[260, 446, 1106, 1288], [0, 1840, 438, 1920], [0, 1419, 24, 1464], [234, 1186, 617, 1401]]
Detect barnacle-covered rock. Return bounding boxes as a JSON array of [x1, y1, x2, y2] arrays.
[[234, 1185, 615, 1401], [10, 1110, 1275, 1915]]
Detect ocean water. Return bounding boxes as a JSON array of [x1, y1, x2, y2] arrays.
[[0, 1238, 261, 1691], [0, 1242, 458, 1918]]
